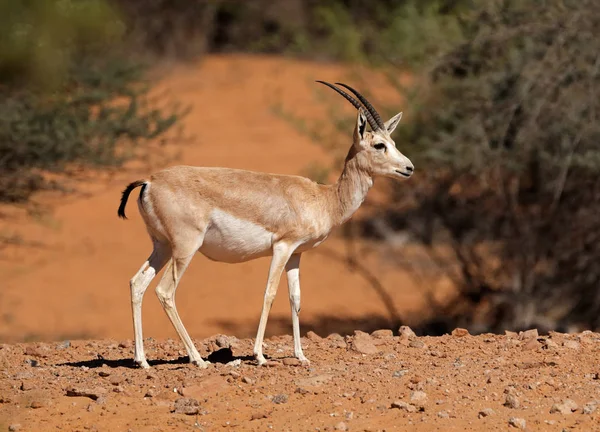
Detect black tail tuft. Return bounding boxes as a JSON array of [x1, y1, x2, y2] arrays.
[[118, 180, 146, 219]]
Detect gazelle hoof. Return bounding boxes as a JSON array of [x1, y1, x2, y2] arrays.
[[135, 359, 150, 369], [191, 359, 210, 369]]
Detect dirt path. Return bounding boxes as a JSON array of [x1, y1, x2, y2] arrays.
[[1, 330, 599, 431]]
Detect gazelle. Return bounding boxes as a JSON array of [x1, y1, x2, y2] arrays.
[[118, 81, 414, 368]]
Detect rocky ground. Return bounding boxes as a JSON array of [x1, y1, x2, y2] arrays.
[[1, 328, 599, 431]]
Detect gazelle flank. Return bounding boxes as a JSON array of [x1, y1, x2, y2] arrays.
[[117, 81, 414, 368]]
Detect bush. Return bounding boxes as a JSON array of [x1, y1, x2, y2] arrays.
[[374, 0, 600, 333], [0, 0, 182, 203]]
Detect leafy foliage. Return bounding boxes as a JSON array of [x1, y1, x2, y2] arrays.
[[383, 0, 600, 332], [0, 0, 182, 203]]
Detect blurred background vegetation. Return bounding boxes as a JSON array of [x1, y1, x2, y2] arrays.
[[2, 0, 598, 334]]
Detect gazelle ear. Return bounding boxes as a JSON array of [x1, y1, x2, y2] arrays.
[[385, 112, 403, 134], [353, 108, 368, 144]]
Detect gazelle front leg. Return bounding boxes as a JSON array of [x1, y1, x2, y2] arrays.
[[253, 241, 296, 365], [285, 253, 309, 364]]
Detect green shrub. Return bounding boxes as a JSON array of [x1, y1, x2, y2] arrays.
[[0, 0, 182, 203]]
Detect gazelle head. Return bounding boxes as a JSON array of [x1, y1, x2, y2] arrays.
[[317, 81, 414, 180]]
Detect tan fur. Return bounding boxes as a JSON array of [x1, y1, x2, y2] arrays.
[[122, 109, 413, 368]]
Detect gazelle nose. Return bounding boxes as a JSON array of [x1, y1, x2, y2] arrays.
[[406, 165, 414, 172]]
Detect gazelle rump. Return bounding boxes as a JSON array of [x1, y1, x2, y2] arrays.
[[118, 82, 414, 368]]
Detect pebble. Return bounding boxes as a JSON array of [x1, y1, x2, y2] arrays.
[[583, 402, 598, 414], [242, 376, 255, 385], [508, 417, 526, 429], [371, 329, 393, 339], [410, 391, 427, 407], [451, 328, 469, 337], [172, 397, 200, 415], [391, 401, 418, 413], [66, 386, 108, 401], [478, 408, 495, 418], [399, 326, 416, 340], [306, 331, 323, 342], [409, 340, 426, 349], [272, 394, 288, 404], [550, 399, 578, 414], [350, 331, 379, 355], [437, 411, 449, 418], [334, 421, 348, 431], [518, 329, 539, 340], [251, 410, 270, 420], [118, 340, 132, 349], [8, 425, 21, 432]]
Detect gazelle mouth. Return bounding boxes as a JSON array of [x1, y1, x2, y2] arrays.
[[395, 170, 412, 178]]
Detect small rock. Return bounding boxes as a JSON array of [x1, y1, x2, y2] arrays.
[[24, 346, 45, 358], [409, 340, 426, 349], [98, 370, 111, 378], [8, 425, 21, 432], [283, 358, 302, 366], [173, 397, 200, 415], [391, 401, 418, 413], [251, 410, 270, 420], [508, 417, 526, 429], [563, 340, 581, 350], [351, 332, 379, 355], [521, 338, 541, 351], [504, 393, 520, 409], [393, 369, 409, 378], [478, 408, 495, 418], [226, 359, 241, 367], [550, 399, 578, 414], [410, 391, 427, 407], [215, 335, 230, 348], [505, 330, 519, 338], [306, 331, 322, 342], [451, 328, 469, 337], [29, 399, 46, 409], [144, 389, 157, 398], [334, 421, 348, 431], [57, 340, 71, 349], [327, 333, 344, 341], [399, 326, 416, 340], [242, 377, 255, 385], [66, 386, 108, 401], [518, 329, 539, 340], [371, 329, 393, 339], [437, 411, 449, 418], [272, 394, 288, 404], [583, 402, 597, 414], [118, 340, 132, 349], [109, 376, 124, 386]]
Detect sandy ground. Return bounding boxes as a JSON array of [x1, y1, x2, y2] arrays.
[[1, 329, 600, 431], [1, 54, 598, 431]]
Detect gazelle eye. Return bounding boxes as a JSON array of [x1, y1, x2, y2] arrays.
[[373, 143, 386, 151]]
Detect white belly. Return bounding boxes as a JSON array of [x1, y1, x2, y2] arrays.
[[200, 209, 274, 263]]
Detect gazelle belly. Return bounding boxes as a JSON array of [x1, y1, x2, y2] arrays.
[[200, 209, 274, 263]]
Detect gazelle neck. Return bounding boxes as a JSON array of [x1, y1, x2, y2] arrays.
[[332, 149, 373, 226]]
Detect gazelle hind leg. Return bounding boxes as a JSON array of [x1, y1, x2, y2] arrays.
[[285, 253, 309, 364], [253, 242, 296, 365], [130, 241, 171, 368], [155, 253, 207, 367]]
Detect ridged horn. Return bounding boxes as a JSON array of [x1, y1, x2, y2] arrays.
[[335, 82, 385, 130], [315, 80, 380, 131]]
